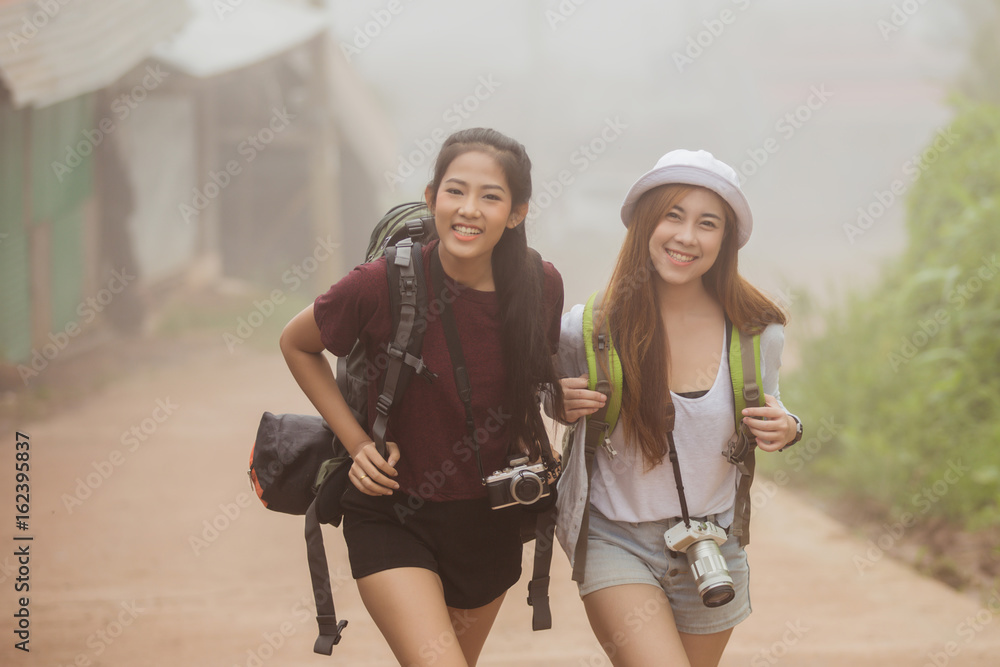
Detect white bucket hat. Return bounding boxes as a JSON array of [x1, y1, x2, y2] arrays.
[[619, 149, 753, 248]]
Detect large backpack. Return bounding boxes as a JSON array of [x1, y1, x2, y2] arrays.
[[248, 202, 557, 654], [569, 290, 764, 583]]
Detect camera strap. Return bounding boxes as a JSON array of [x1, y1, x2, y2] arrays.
[[430, 246, 487, 482], [664, 403, 693, 529], [430, 245, 557, 632]]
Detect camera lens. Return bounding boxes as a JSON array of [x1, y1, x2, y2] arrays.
[[686, 539, 735, 608], [510, 472, 543, 504]]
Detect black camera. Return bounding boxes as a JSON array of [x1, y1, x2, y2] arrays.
[[485, 457, 551, 509]]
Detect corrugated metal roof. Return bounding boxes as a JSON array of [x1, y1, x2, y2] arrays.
[[0, 0, 192, 109], [153, 0, 329, 79]]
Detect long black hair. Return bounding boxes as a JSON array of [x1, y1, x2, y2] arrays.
[[427, 128, 564, 461]]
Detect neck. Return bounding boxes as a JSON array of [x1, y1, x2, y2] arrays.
[[437, 245, 495, 291], [655, 277, 715, 316]]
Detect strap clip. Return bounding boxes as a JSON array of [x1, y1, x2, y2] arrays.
[[400, 274, 417, 297], [527, 576, 550, 606], [406, 217, 428, 239], [375, 392, 393, 416]]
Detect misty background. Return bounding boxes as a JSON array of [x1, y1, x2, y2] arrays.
[[323, 0, 965, 310]]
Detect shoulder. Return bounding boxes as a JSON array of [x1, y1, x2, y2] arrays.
[[758, 322, 785, 374], [540, 258, 564, 301]]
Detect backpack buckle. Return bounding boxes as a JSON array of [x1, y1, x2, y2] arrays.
[[723, 429, 753, 470], [400, 275, 417, 297], [406, 217, 429, 239], [597, 333, 607, 351], [375, 392, 393, 416]]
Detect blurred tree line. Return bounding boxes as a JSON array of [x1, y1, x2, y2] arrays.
[[779, 0, 1000, 531]]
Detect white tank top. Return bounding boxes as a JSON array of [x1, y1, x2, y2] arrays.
[[589, 329, 738, 524]]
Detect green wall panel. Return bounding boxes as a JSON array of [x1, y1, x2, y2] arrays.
[[0, 228, 31, 363], [49, 207, 85, 333], [31, 94, 94, 224]]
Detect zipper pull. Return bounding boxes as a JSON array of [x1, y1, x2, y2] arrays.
[[602, 426, 617, 457]]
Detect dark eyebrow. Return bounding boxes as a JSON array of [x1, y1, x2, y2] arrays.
[[443, 177, 507, 193], [671, 204, 721, 221]]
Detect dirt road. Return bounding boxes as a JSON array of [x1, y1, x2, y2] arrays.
[[3, 343, 1000, 666]]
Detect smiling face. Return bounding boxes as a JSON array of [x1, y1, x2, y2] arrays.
[[647, 186, 727, 289], [425, 150, 526, 282]]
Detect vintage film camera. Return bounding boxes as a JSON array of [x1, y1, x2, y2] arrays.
[[663, 520, 735, 607], [485, 457, 552, 509]]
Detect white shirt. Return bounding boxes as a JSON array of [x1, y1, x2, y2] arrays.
[[589, 327, 739, 523]]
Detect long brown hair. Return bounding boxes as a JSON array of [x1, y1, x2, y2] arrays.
[[426, 128, 564, 461], [601, 184, 786, 466]]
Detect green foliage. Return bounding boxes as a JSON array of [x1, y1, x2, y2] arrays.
[[780, 101, 1000, 530]]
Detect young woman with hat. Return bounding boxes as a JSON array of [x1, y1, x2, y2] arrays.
[[552, 149, 802, 666], [281, 128, 565, 666]]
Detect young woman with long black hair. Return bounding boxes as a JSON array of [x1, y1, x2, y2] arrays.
[[554, 149, 802, 667], [280, 128, 564, 667]]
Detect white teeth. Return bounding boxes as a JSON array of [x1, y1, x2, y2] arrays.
[[666, 249, 695, 262], [453, 225, 482, 235]]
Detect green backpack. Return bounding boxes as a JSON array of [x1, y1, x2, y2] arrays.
[[571, 290, 763, 582]]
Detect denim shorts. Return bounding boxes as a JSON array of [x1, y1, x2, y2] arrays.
[[579, 505, 751, 634]]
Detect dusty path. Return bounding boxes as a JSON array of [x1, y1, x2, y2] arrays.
[[3, 344, 1000, 666]]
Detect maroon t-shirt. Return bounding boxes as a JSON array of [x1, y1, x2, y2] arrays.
[[313, 240, 563, 501]]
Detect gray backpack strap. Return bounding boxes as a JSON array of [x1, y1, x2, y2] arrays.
[[371, 240, 434, 455], [307, 238, 433, 655], [305, 497, 346, 654]]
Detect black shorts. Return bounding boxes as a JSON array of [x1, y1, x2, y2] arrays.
[[341, 485, 523, 609]]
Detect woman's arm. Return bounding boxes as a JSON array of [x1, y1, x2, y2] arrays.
[[279, 304, 398, 494]]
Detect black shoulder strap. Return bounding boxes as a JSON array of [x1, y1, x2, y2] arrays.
[[372, 239, 435, 455], [305, 498, 347, 654]]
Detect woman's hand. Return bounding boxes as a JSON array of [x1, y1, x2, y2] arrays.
[[560, 375, 607, 423], [741, 394, 797, 452], [350, 440, 400, 496]]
